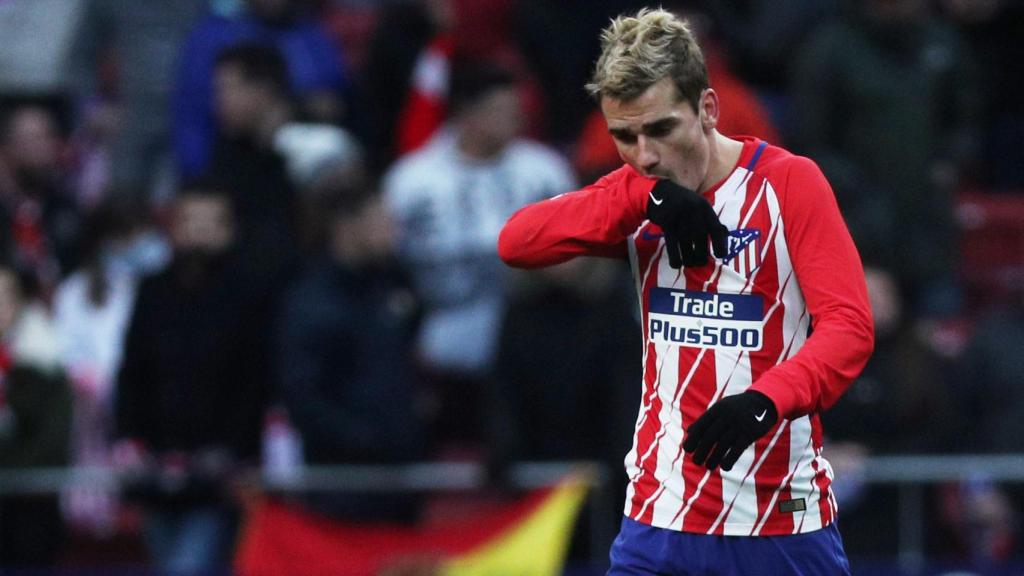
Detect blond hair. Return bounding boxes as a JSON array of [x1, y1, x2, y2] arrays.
[[586, 8, 708, 110]]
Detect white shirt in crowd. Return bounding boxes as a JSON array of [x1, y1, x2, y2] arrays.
[[384, 128, 576, 374]]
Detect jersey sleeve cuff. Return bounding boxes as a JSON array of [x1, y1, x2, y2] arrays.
[[748, 377, 798, 421]]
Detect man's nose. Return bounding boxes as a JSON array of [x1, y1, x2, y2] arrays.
[[637, 135, 659, 173]]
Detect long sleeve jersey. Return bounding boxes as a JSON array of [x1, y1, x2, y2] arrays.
[[498, 137, 874, 536]]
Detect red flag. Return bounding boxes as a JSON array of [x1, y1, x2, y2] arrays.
[[235, 476, 588, 576]]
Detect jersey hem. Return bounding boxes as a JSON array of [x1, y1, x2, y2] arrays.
[[630, 515, 836, 537]]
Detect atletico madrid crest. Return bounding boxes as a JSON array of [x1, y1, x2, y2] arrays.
[[723, 228, 762, 277]]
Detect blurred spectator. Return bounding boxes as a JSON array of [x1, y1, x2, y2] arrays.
[[382, 2, 548, 157], [513, 0, 637, 145], [0, 262, 72, 568], [487, 257, 638, 560], [941, 248, 1024, 565], [940, 0, 1024, 189], [363, 0, 545, 171], [392, 21, 455, 158], [0, 102, 83, 301], [790, 0, 981, 318], [290, 158, 359, 256], [823, 266, 956, 555], [278, 167, 423, 521], [383, 63, 575, 451], [209, 42, 357, 278], [0, 0, 86, 94], [953, 292, 1024, 453], [489, 257, 639, 499], [706, 0, 839, 95], [66, 0, 206, 201], [700, 35, 782, 145], [174, 0, 350, 178], [940, 476, 1018, 565], [824, 266, 955, 453], [362, 0, 449, 171], [114, 183, 272, 573], [312, 0, 380, 75], [54, 198, 169, 536], [208, 41, 297, 263]]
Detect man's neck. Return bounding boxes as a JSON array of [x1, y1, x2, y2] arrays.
[[456, 130, 504, 162], [699, 131, 744, 193]]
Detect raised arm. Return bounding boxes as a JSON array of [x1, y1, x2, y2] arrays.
[[497, 165, 654, 268]]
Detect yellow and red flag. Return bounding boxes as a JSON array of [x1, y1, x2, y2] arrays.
[[235, 475, 589, 576]]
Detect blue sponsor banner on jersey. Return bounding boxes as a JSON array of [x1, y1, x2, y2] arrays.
[[649, 288, 763, 320]]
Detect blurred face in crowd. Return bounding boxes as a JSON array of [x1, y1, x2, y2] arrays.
[[603, 77, 719, 192], [458, 85, 523, 159], [330, 196, 395, 269], [171, 194, 235, 256], [1, 106, 60, 181], [425, 0, 456, 29], [864, 267, 902, 337], [0, 269, 22, 337], [214, 63, 275, 137]]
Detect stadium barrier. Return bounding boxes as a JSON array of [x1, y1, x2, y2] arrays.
[[3, 456, 1024, 573], [0, 461, 617, 567]]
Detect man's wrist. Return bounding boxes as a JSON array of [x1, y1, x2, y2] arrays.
[[743, 390, 778, 426]]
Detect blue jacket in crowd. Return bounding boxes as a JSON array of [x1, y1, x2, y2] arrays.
[[173, 11, 348, 178]]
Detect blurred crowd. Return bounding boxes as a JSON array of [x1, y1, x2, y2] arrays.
[[0, 0, 1022, 572]]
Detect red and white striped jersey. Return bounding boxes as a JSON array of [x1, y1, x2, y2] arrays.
[[498, 137, 874, 536]]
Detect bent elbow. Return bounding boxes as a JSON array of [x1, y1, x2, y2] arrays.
[[836, 302, 876, 364], [497, 222, 525, 267]]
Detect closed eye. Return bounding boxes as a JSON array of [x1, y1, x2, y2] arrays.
[[609, 129, 636, 144], [646, 126, 671, 138]]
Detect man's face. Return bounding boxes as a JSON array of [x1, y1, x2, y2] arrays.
[[2, 107, 60, 172], [602, 77, 712, 190], [332, 196, 395, 267], [214, 64, 267, 136], [864, 267, 901, 337], [461, 86, 523, 154], [171, 195, 235, 254]]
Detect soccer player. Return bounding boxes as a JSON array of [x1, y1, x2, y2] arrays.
[[498, 9, 874, 575]]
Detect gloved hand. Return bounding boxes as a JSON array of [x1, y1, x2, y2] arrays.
[[683, 391, 778, 471], [646, 179, 729, 268]]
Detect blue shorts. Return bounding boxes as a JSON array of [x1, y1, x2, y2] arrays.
[[608, 516, 851, 576]]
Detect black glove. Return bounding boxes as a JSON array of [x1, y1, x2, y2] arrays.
[[646, 179, 729, 268], [682, 391, 778, 471]]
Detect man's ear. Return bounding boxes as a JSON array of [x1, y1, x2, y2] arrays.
[[700, 89, 720, 132]]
